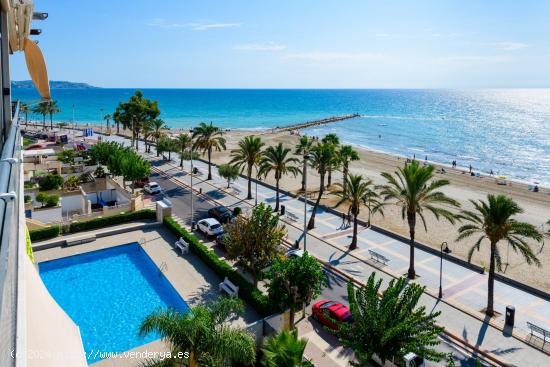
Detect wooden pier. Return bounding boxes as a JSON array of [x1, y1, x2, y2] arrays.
[[274, 113, 360, 132]]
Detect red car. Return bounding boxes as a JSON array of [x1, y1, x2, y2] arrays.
[[312, 300, 353, 329]]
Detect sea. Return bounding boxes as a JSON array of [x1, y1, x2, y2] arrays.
[[13, 88, 550, 186]]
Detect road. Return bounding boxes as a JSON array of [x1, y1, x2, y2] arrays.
[[147, 158, 490, 367]]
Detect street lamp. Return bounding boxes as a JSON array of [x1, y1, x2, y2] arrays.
[[255, 175, 262, 206], [302, 154, 311, 251], [99, 108, 104, 133], [189, 128, 195, 230], [439, 241, 451, 298]]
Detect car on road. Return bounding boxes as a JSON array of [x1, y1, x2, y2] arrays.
[[197, 218, 224, 237], [143, 182, 161, 194], [207, 205, 233, 224], [312, 300, 352, 330], [285, 248, 304, 258]]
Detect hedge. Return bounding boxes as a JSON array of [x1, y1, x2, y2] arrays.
[[164, 216, 274, 317], [29, 209, 156, 242], [69, 209, 156, 232], [29, 225, 61, 242]]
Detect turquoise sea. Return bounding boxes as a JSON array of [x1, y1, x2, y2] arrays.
[[13, 88, 550, 185]]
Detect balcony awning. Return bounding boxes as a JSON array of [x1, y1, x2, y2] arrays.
[[23, 37, 50, 100]]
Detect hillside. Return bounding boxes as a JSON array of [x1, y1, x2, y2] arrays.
[[11, 80, 99, 89]]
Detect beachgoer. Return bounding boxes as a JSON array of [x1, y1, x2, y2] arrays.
[[469, 165, 472, 173], [490, 169, 494, 176]]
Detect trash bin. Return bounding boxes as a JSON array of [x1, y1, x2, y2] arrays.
[[191, 221, 196, 231], [280, 205, 286, 215], [505, 305, 515, 327]]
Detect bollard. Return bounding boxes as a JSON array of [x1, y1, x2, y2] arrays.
[[505, 306, 515, 327], [280, 205, 286, 215]]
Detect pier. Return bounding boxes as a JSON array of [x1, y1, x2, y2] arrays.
[[274, 113, 360, 132]]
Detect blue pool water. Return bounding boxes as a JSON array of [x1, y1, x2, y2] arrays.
[[39, 243, 189, 364]]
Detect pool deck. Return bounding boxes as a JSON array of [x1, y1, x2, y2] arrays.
[[33, 225, 260, 367]]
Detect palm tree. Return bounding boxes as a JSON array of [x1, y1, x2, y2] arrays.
[[20, 102, 29, 126], [259, 143, 300, 211], [46, 100, 60, 129], [339, 145, 359, 194], [295, 136, 314, 191], [322, 133, 340, 187], [262, 329, 309, 367], [307, 142, 336, 229], [31, 101, 49, 129], [151, 118, 167, 156], [193, 122, 226, 180], [456, 195, 542, 316], [230, 135, 264, 199], [139, 298, 255, 367], [103, 113, 112, 134], [113, 109, 121, 134], [334, 174, 383, 250], [176, 133, 192, 167], [379, 160, 460, 279]]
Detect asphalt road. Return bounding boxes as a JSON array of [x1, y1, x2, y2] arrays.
[[147, 163, 490, 367]]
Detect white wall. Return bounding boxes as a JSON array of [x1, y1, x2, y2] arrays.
[[32, 206, 62, 223], [60, 194, 85, 215]]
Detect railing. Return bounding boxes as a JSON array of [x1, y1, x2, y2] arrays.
[[0, 101, 23, 367]]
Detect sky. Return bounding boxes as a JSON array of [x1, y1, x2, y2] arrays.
[[10, 0, 550, 88]]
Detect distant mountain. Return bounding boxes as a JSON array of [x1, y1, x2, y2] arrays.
[[11, 80, 99, 89]]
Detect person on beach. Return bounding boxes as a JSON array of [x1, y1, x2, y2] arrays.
[[469, 164, 472, 173]]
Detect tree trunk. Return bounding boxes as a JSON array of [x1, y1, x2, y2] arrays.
[[407, 212, 416, 279], [350, 209, 359, 250], [343, 162, 349, 194], [156, 140, 160, 157], [308, 172, 325, 229], [227, 179, 231, 189], [116, 121, 120, 134], [189, 352, 197, 367], [289, 307, 296, 330], [135, 131, 139, 150], [486, 241, 496, 316], [300, 167, 305, 191], [207, 148, 212, 180], [246, 165, 253, 199], [43, 115, 46, 129], [49, 113, 53, 129], [327, 168, 332, 187], [275, 177, 280, 212]]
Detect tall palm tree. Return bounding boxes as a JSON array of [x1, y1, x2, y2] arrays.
[[103, 113, 112, 134], [193, 122, 226, 180], [46, 100, 60, 129], [322, 133, 340, 187], [339, 145, 359, 194], [334, 174, 383, 250], [307, 142, 336, 229], [258, 143, 300, 211], [139, 298, 256, 367], [20, 102, 29, 126], [31, 101, 49, 129], [379, 160, 460, 279], [456, 195, 541, 316], [295, 136, 314, 191], [261, 329, 309, 367], [113, 109, 121, 134], [176, 133, 192, 167], [230, 135, 264, 199], [141, 120, 153, 153], [151, 118, 167, 156]]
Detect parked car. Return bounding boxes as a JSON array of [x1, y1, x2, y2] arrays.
[[197, 218, 224, 237], [143, 182, 161, 194], [207, 205, 233, 224], [312, 300, 353, 330], [285, 248, 304, 258]]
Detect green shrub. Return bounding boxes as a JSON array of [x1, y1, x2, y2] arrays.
[[39, 174, 64, 191], [164, 217, 273, 316], [29, 225, 61, 241], [36, 192, 49, 207], [24, 195, 31, 203], [69, 209, 156, 232], [45, 194, 60, 207], [233, 206, 242, 216]]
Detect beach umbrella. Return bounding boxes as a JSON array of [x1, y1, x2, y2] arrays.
[[23, 37, 51, 100]]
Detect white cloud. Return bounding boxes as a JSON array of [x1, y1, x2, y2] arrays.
[[434, 55, 512, 65], [147, 18, 241, 31], [489, 42, 529, 51], [283, 51, 383, 62], [233, 42, 287, 51]]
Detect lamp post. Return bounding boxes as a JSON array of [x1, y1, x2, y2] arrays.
[[189, 128, 195, 230], [302, 154, 311, 251], [255, 175, 262, 206], [439, 241, 451, 298], [99, 108, 104, 133]]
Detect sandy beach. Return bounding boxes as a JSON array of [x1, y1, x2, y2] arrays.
[[205, 128, 550, 291]]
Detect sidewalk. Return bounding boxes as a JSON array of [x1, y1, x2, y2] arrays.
[[148, 156, 549, 367]]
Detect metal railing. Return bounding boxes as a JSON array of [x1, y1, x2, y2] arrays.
[[0, 100, 22, 367]]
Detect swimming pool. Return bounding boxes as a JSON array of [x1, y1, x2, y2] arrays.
[[39, 243, 189, 364]]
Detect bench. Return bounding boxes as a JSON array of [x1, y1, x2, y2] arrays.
[[527, 321, 549, 346], [286, 212, 299, 222], [368, 249, 390, 265], [175, 237, 189, 255], [219, 276, 239, 297], [65, 234, 96, 246]]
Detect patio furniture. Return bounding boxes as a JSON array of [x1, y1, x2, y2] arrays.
[[175, 237, 189, 255], [219, 277, 239, 297], [527, 321, 549, 347]]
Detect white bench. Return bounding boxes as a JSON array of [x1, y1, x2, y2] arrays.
[[286, 212, 299, 222], [174, 237, 189, 255], [219, 277, 239, 297], [368, 249, 390, 265], [65, 234, 96, 246]]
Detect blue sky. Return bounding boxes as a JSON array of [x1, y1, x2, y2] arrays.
[[10, 0, 550, 88]]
